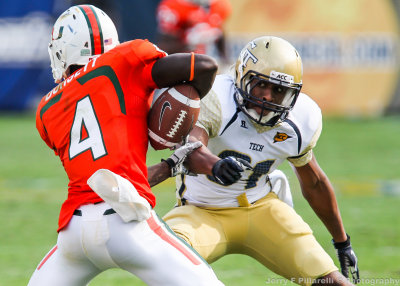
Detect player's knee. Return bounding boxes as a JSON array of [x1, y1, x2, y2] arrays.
[[172, 228, 194, 247], [297, 247, 337, 284], [164, 212, 199, 248]]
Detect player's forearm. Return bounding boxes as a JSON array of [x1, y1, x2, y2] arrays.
[[303, 181, 348, 242], [185, 128, 219, 175], [185, 146, 219, 175], [295, 155, 348, 242], [147, 162, 171, 187]]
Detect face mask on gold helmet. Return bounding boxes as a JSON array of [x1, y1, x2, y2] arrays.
[[234, 36, 303, 126]]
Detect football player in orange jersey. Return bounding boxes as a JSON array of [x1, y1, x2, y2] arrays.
[[156, 0, 231, 62], [28, 4, 230, 286]]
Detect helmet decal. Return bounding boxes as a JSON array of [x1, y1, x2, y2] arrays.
[[269, 71, 294, 84], [78, 5, 104, 55], [53, 26, 64, 40], [238, 48, 258, 79], [238, 40, 258, 79]]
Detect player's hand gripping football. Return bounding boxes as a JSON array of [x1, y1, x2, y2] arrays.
[[164, 141, 203, 177], [332, 234, 360, 284], [211, 156, 252, 186]]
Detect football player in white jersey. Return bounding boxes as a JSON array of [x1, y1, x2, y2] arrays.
[[163, 36, 360, 285]]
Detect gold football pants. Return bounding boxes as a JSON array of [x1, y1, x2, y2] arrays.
[[163, 192, 338, 285]]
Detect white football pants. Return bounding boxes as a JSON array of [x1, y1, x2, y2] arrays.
[[28, 202, 224, 286]]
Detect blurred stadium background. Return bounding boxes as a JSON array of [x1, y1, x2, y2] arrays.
[[0, 0, 399, 285], [2, 0, 400, 115]]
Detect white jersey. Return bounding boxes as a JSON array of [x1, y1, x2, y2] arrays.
[[177, 74, 322, 207]]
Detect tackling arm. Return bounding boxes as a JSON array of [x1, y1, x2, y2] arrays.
[[184, 126, 251, 185], [185, 126, 220, 175], [151, 53, 218, 98], [148, 162, 170, 188], [147, 141, 203, 187]]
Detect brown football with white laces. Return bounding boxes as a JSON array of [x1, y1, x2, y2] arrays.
[[148, 84, 200, 150]]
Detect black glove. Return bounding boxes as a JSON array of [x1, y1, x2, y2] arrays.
[[211, 156, 252, 186], [332, 234, 360, 284]]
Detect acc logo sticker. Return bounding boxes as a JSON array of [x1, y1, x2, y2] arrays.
[[273, 132, 292, 143], [270, 70, 294, 84]]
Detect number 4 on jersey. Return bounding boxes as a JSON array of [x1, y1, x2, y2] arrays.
[[69, 96, 107, 160]]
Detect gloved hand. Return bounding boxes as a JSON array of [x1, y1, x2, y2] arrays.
[[162, 141, 203, 177], [211, 156, 252, 186], [332, 234, 360, 284]]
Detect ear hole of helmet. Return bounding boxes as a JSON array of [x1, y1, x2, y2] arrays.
[[68, 65, 83, 75]]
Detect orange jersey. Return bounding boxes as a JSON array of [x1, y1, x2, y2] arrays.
[[157, 0, 231, 53], [36, 39, 166, 232]]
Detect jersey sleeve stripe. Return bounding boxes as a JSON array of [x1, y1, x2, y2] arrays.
[[77, 66, 126, 114], [288, 153, 306, 159], [40, 92, 63, 119]]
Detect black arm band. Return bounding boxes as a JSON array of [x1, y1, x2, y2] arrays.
[[161, 158, 176, 168]]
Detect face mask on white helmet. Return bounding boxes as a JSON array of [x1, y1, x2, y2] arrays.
[[48, 5, 119, 83]]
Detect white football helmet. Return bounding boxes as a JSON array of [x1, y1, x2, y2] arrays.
[[48, 5, 119, 83], [234, 36, 303, 126]]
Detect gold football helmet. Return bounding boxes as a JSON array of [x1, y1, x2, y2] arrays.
[[234, 36, 303, 126]]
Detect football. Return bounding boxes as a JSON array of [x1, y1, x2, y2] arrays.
[[148, 84, 200, 150]]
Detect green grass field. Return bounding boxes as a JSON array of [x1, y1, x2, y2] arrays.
[[1, 113, 399, 285]]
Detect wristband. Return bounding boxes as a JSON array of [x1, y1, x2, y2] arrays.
[[189, 52, 195, 81], [332, 234, 351, 249], [161, 158, 176, 168]]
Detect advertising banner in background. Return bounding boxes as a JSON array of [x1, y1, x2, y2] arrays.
[[1, 0, 399, 116], [223, 0, 400, 116], [0, 1, 65, 111], [0, 0, 159, 112]]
